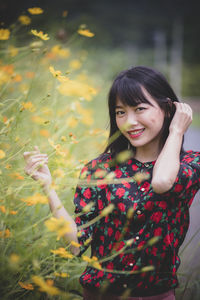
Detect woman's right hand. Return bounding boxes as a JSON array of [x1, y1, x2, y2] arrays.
[[23, 146, 52, 189]]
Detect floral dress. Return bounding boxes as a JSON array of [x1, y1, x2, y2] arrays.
[[74, 150, 200, 296]]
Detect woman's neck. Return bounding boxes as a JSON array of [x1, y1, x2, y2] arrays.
[[133, 145, 162, 163]]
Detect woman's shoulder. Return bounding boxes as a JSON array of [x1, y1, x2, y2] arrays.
[[180, 150, 200, 164]]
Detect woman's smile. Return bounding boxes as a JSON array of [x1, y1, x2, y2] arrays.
[[127, 128, 145, 138]]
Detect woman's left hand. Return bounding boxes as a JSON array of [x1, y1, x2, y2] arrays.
[[169, 102, 193, 135]]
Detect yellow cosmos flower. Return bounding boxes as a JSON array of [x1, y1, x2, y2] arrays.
[[31, 115, 46, 125], [19, 281, 34, 290], [28, 7, 44, 15], [9, 210, 18, 215], [0, 205, 6, 213], [78, 28, 95, 38], [58, 79, 97, 101], [0, 29, 10, 40], [21, 193, 48, 206], [54, 272, 69, 278], [9, 172, 24, 180], [18, 15, 31, 25], [69, 59, 82, 70], [0, 150, 5, 159], [10, 253, 20, 263], [0, 228, 11, 238], [82, 255, 102, 269], [66, 116, 78, 128], [49, 66, 69, 82], [20, 101, 35, 112], [71, 241, 81, 248], [51, 45, 70, 58], [49, 66, 61, 77], [45, 217, 72, 238], [31, 29, 49, 41], [51, 247, 74, 259], [8, 46, 18, 57], [53, 168, 65, 178], [40, 129, 50, 137], [32, 276, 60, 295]]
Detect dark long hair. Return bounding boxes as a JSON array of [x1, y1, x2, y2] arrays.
[[104, 66, 185, 156]]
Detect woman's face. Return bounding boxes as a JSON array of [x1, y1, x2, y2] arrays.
[[115, 88, 165, 153]]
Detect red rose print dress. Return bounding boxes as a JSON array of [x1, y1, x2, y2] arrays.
[[74, 150, 200, 297]]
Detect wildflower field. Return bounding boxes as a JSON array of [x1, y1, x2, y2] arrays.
[[0, 6, 200, 300]]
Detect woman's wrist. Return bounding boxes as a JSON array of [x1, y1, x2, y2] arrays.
[[42, 183, 53, 196], [169, 126, 185, 137]]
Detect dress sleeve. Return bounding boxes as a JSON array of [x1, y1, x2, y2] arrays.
[[160, 151, 200, 205], [74, 164, 99, 256]]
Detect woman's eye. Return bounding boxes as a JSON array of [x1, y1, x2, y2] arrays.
[[115, 111, 125, 116], [135, 107, 145, 112]]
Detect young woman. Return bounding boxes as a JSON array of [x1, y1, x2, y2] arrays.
[[24, 66, 200, 300]]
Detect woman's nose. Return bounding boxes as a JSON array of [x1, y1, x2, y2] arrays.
[[126, 112, 138, 126]]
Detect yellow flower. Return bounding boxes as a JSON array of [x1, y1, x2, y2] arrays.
[[28, 7, 44, 15], [12, 74, 22, 82], [10, 253, 20, 263], [0, 29, 10, 40], [82, 255, 102, 269], [53, 169, 65, 178], [9, 210, 18, 215], [58, 79, 97, 101], [82, 255, 92, 263], [19, 281, 34, 290], [5, 164, 12, 169], [20, 101, 35, 112], [0, 205, 6, 213], [0, 228, 11, 238], [49, 66, 61, 77], [0, 150, 5, 159], [21, 193, 48, 206], [78, 28, 95, 38], [31, 29, 49, 41], [8, 46, 18, 57], [71, 241, 81, 248], [9, 172, 24, 180], [45, 217, 72, 238], [54, 272, 69, 278], [51, 45, 70, 58], [18, 15, 31, 25], [31, 115, 46, 125], [40, 129, 50, 137], [51, 247, 74, 259], [66, 116, 78, 128], [32, 276, 60, 295], [69, 59, 82, 70], [61, 136, 67, 142]]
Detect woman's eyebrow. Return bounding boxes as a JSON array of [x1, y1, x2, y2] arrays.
[[115, 105, 124, 109]]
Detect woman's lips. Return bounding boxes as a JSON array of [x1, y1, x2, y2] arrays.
[[127, 128, 145, 138]]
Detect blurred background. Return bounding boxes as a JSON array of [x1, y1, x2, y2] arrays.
[[1, 0, 200, 100], [0, 1, 199, 299]]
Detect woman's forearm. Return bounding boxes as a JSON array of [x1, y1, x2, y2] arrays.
[[151, 130, 183, 194], [43, 186, 80, 255]]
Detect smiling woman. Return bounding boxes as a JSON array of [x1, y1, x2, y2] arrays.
[[24, 66, 200, 300]]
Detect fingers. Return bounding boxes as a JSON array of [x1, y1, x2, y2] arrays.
[[23, 146, 47, 161], [24, 158, 48, 176], [27, 156, 48, 169], [174, 102, 193, 119]]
